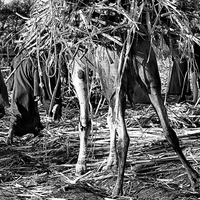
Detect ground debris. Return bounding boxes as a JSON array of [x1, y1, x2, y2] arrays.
[[0, 98, 200, 199]]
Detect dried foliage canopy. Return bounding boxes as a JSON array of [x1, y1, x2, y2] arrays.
[[13, 0, 200, 115], [14, 0, 200, 71]]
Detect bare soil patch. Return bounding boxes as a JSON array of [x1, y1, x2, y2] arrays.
[[1, 59, 200, 199], [0, 97, 200, 200]]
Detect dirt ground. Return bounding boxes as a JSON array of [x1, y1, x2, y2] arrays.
[[1, 59, 200, 199], [1, 98, 200, 200]]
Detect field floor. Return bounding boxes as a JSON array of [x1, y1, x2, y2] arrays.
[[1, 59, 200, 199], [1, 95, 200, 200]]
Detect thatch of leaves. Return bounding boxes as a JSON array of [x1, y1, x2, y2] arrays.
[[12, 0, 200, 117], [16, 0, 200, 57]]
